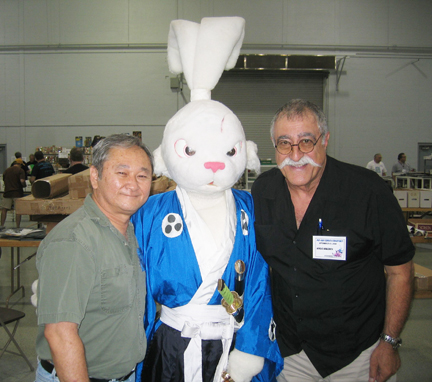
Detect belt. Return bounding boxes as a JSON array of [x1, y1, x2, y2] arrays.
[[40, 359, 134, 382]]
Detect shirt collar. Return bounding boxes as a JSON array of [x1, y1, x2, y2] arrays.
[[84, 194, 135, 246]]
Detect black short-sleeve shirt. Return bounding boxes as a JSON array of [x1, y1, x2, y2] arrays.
[[251, 156, 414, 378], [62, 163, 89, 175], [31, 161, 55, 180]]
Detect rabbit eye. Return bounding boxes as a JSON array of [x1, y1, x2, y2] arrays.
[[227, 148, 236, 156], [185, 146, 196, 156], [227, 142, 242, 157], [175, 139, 195, 158]]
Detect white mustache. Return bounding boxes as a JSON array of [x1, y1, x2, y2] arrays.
[[278, 156, 322, 169]]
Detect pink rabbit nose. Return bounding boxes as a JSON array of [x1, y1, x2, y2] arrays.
[[204, 162, 225, 173]]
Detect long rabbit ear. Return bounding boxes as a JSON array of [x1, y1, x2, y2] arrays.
[[167, 20, 200, 90], [167, 17, 245, 102], [193, 17, 245, 97], [192, 17, 245, 98]]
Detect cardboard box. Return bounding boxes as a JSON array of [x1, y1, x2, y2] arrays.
[[408, 219, 432, 233], [414, 290, 432, 299], [393, 190, 407, 208], [414, 264, 432, 291], [411, 236, 432, 244], [407, 190, 420, 208], [15, 194, 84, 215], [68, 169, 92, 199], [420, 190, 432, 208]]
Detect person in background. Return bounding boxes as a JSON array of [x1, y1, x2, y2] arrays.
[[392, 153, 415, 175], [27, 153, 37, 165], [27, 153, 38, 174], [62, 147, 89, 175], [14, 151, 30, 179], [252, 99, 415, 382], [28, 153, 37, 164], [30, 151, 55, 184], [1, 161, 26, 228], [366, 153, 387, 177], [35, 134, 153, 382]]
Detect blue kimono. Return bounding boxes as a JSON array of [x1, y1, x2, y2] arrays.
[[132, 188, 282, 381]]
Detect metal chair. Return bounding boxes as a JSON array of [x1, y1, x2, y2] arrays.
[[0, 307, 34, 371]]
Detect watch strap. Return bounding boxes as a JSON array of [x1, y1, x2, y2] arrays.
[[380, 333, 402, 349]]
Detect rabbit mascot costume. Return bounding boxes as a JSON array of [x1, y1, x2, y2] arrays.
[[132, 17, 282, 382]]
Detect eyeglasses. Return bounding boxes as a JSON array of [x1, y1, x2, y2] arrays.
[[275, 133, 323, 155]]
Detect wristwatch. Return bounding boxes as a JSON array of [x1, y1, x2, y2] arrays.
[[380, 333, 402, 349]]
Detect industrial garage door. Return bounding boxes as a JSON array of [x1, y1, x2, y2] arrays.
[[212, 71, 327, 161]]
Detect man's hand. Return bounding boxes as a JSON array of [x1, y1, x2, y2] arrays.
[[369, 260, 414, 382], [369, 341, 400, 382]]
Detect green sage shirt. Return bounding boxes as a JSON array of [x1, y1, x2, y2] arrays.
[[36, 194, 146, 379]]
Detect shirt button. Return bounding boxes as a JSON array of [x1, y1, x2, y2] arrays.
[[293, 240, 296, 244], [293, 267, 297, 272], [295, 294, 299, 298]]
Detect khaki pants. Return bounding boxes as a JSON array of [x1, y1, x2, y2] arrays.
[[277, 340, 397, 382]]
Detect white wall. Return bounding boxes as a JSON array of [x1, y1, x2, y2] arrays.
[[0, 0, 431, 169], [329, 57, 432, 169]]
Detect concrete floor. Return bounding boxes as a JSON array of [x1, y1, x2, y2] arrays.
[[1, 216, 432, 382]]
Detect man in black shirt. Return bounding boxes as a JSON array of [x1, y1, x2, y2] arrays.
[[62, 147, 89, 175], [30, 151, 55, 184], [251, 99, 414, 382]]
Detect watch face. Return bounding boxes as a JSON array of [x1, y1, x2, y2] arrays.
[[381, 333, 402, 348]]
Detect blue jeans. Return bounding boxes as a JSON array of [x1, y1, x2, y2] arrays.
[[35, 362, 136, 382]]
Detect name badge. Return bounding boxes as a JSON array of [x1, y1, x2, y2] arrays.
[[313, 236, 347, 261]]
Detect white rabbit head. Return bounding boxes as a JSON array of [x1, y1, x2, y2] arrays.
[[154, 99, 260, 194], [153, 17, 260, 195]]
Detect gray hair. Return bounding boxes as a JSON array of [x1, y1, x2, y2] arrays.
[[92, 134, 153, 178], [270, 99, 328, 145]]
